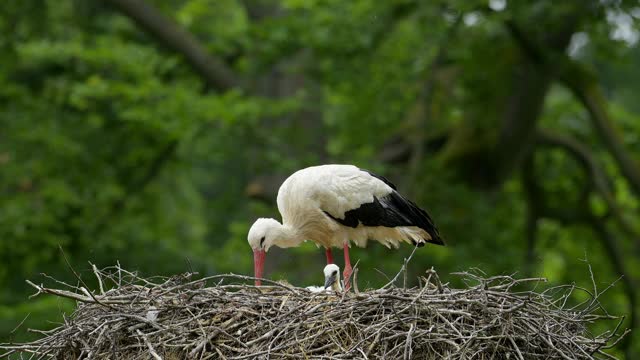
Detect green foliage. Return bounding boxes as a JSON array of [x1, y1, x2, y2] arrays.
[[0, 1, 639, 358]]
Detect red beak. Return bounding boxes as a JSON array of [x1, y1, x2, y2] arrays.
[[253, 249, 266, 286]]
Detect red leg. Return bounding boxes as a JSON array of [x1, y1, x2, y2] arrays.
[[343, 243, 352, 291], [325, 248, 334, 264]]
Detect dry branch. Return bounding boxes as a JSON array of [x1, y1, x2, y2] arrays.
[[101, 0, 238, 91], [0, 265, 626, 359]]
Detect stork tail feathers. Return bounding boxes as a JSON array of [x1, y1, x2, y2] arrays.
[[384, 191, 444, 246]]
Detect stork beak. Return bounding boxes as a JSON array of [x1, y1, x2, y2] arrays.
[[253, 249, 266, 286], [324, 272, 337, 289]]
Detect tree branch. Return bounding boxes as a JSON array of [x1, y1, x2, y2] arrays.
[[493, 60, 551, 182], [92, 0, 240, 233], [407, 14, 462, 193], [536, 130, 640, 254], [559, 63, 640, 200], [493, 20, 576, 183], [506, 18, 640, 200], [101, 0, 239, 91]]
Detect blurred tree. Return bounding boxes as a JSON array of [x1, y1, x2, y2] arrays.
[[0, 0, 638, 357]]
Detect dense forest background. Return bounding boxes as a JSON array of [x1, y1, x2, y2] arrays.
[[1, 0, 639, 357]]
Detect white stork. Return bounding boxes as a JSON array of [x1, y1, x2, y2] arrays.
[[306, 264, 343, 293], [248, 164, 444, 288]]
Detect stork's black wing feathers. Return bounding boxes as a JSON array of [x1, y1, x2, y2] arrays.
[[324, 190, 444, 246], [360, 168, 397, 190]]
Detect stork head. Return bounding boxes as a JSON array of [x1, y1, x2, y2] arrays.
[[323, 264, 342, 292], [247, 218, 281, 286]]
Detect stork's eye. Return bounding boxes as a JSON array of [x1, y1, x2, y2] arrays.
[[333, 270, 337, 275], [260, 236, 265, 246]]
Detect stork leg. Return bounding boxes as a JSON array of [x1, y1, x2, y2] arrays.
[[343, 243, 352, 291], [325, 248, 334, 264]]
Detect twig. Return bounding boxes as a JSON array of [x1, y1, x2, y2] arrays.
[[403, 323, 415, 360], [382, 246, 419, 289], [136, 329, 162, 360], [92, 263, 106, 295], [9, 313, 30, 334], [58, 245, 115, 310]]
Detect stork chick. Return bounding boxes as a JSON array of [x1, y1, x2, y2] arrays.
[[323, 264, 342, 292], [306, 264, 343, 293]]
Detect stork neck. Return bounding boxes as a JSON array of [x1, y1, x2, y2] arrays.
[[272, 223, 303, 248], [332, 278, 343, 292]]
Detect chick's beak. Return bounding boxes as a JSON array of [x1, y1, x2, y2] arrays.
[[253, 249, 266, 286], [324, 273, 337, 289]]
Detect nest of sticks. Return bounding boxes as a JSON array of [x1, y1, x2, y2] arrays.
[[0, 262, 627, 360]]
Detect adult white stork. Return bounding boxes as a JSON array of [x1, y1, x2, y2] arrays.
[[248, 164, 444, 288]]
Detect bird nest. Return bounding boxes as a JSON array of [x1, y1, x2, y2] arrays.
[[0, 264, 626, 360]]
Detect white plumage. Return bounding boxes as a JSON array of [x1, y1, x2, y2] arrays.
[[248, 164, 443, 287], [304, 286, 326, 293], [278, 165, 422, 248]]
